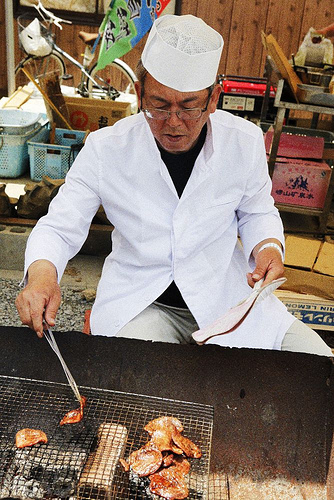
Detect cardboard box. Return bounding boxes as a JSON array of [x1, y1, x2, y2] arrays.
[[264, 130, 324, 159], [275, 290, 334, 331], [282, 266, 334, 301], [282, 237, 334, 300], [285, 235, 322, 270], [313, 241, 334, 277], [62, 96, 132, 132], [271, 157, 332, 208]]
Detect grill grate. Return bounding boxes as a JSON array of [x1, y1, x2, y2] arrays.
[[0, 375, 213, 499]]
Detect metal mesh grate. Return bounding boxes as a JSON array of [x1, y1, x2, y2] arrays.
[[0, 375, 213, 499]]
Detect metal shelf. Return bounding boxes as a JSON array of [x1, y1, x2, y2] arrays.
[[267, 78, 334, 234]]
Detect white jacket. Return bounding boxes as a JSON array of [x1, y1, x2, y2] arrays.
[[25, 110, 295, 348]]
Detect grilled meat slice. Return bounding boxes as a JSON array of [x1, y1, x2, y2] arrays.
[[145, 416, 183, 435], [162, 452, 175, 467], [60, 395, 87, 425], [172, 430, 202, 458], [149, 430, 183, 454], [129, 444, 163, 477], [170, 455, 191, 475], [123, 415, 201, 498], [144, 416, 184, 454], [60, 408, 82, 425], [15, 428, 48, 448], [149, 467, 189, 500]]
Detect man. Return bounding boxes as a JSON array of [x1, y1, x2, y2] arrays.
[[16, 14, 332, 356]]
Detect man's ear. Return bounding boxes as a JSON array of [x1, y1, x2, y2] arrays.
[[208, 84, 222, 113], [134, 81, 141, 106]]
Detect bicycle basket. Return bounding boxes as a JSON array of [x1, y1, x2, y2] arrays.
[[18, 15, 52, 57]]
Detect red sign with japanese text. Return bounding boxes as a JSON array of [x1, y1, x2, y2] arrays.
[[271, 157, 331, 209]]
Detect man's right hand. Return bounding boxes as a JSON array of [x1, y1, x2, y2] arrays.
[[15, 260, 61, 338]]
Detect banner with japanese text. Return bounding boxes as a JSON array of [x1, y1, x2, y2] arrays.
[[96, 0, 172, 71]]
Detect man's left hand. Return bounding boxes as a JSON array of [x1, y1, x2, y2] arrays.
[[247, 242, 284, 288]]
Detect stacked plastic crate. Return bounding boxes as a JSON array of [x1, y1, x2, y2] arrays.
[[0, 109, 49, 178]]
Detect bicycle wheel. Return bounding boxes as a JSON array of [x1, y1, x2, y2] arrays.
[[15, 52, 66, 89], [87, 59, 138, 113]]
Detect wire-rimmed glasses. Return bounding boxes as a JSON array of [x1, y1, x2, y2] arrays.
[[141, 87, 213, 120]]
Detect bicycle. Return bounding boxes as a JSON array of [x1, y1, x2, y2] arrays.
[[15, 1, 138, 112]]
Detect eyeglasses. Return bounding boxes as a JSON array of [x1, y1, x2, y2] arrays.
[[141, 87, 213, 121]]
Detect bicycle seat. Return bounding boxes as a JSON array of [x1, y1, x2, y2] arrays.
[[79, 31, 99, 47]]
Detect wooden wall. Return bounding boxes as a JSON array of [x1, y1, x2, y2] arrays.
[[1, 0, 333, 95], [181, 0, 333, 78]]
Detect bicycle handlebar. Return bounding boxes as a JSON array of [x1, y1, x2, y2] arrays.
[[34, 0, 72, 30]]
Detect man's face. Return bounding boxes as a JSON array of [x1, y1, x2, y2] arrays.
[[135, 74, 221, 154]]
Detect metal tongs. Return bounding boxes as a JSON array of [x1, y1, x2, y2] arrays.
[[43, 321, 82, 405]]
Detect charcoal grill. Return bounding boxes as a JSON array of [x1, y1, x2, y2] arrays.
[[0, 375, 213, 500]]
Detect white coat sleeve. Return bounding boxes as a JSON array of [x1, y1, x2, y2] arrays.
[[24, 132, 102, 282], [237, 127, 285, 265]]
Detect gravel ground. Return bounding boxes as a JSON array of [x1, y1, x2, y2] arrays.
[[0, 278, 92, 333]]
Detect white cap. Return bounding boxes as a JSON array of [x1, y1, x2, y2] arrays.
[[142, 14, 224, 92]]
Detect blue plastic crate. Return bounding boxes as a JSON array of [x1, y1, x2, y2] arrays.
[[0, 118, 49, 178], [28, 128, 86, 181]]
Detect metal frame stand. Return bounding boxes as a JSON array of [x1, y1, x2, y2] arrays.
[[267, 79, 334, 234]]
